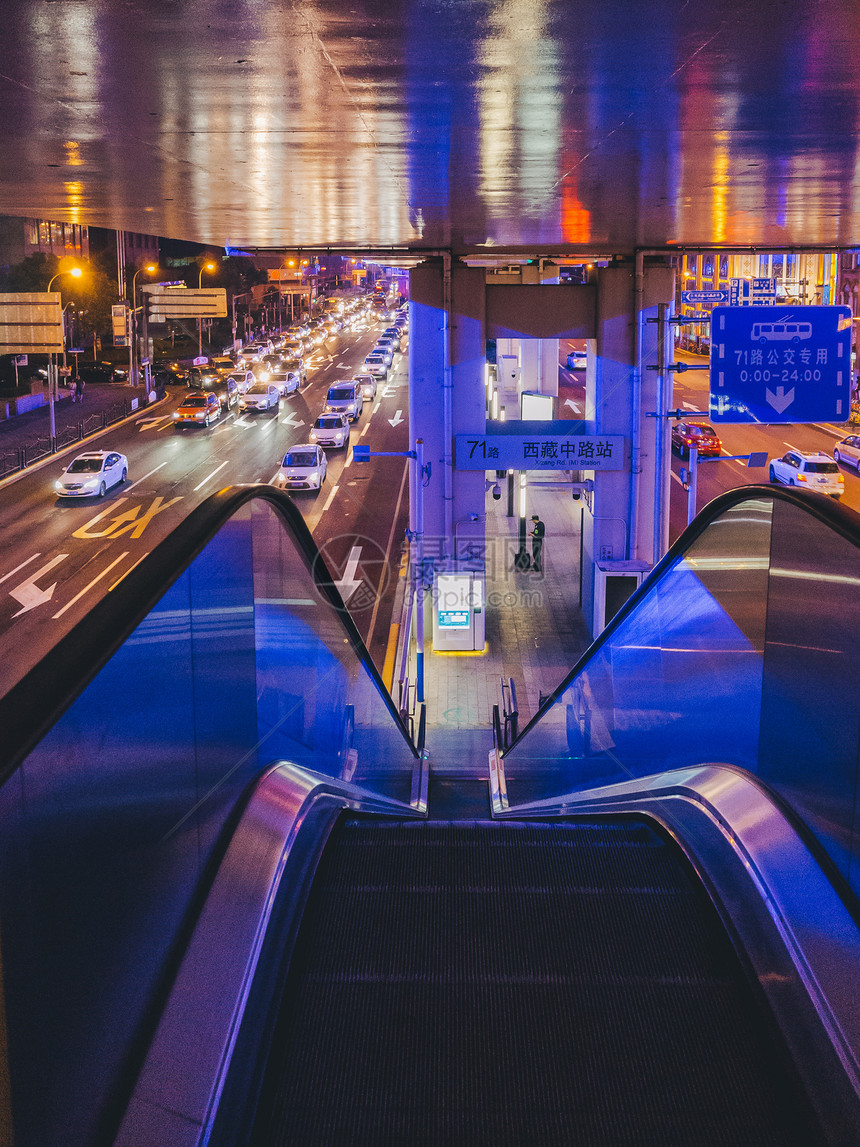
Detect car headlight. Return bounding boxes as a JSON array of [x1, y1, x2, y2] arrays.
[[173, 412, 180, 420], [54, 480, 64, 490], [310, 432, 317, 441]]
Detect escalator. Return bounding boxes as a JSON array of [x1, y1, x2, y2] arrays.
[[1, 485, 860, 1145]]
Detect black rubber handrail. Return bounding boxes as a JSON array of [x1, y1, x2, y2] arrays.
[[0, 485, 418, 781], [503, 484, 860, 754]]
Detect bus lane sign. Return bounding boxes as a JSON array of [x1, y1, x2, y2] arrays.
[[709, 305, 852, 423]]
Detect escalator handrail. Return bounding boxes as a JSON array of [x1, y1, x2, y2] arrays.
[[0, 485, 418, 781], [503, 483, 860, 754]]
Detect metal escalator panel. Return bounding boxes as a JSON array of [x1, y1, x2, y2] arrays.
[[246, 818, 821, 1146], [501, 489, 860, 908]]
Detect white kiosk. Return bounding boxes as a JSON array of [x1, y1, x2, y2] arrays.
[[432, 568, 486, 653]]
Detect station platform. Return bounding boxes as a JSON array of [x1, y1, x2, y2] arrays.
[[420, 483, 592, 772]]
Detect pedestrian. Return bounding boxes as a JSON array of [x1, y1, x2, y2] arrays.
[[74, 376, 85, 404], [531, 514, 545, 572]]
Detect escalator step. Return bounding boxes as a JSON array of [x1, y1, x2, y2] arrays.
[[249, 819, 821, 1146]]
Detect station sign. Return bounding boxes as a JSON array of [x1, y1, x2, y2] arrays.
[[0, 292, 63, 353], [709, 305, 852, 423], [455, 424, 624, 470]]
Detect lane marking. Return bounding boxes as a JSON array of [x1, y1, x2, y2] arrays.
[[359, 421, 371, 438], [193, 461, 229, 492], [366, 458, 410, 651], [127, 462, 170, 491], [108, 552, 149, 592], [670, 470, 685, 488], [343, 448, 353, 469], [10, 554, 68, 616], [53, 552, 130, 619], [321, 482, 340, 512], [0, 553, 41, 586], [382, 622, 400, 691]]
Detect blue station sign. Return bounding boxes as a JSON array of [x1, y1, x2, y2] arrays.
[[455, 424, 624, 470], [709, 305, 853, 423]]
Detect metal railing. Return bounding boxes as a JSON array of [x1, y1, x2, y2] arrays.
[[498, 676, 518, 748]]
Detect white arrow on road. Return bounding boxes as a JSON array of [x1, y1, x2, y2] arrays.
[[382, 385, 397, 397], [335, 545, 363, 603], [564, 399, 581, 413], [766, 385, 795, 414], [10, 554, 68, 616], [388, 409, 405, 427], [281, 411, 305, 427]]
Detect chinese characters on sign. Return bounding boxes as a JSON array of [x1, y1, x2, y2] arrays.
[[455, 433, 624, 471], [709, 305, 852, 424]]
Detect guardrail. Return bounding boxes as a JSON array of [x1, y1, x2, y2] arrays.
[[498, 676, 518, 748], [0, 390, 165, 480]]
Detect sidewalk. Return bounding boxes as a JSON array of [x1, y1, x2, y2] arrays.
[[0, 382, 166, 481], [421, 483, 593, 772]]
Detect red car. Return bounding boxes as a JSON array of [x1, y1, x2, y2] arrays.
[[671, 421, 722, 458]]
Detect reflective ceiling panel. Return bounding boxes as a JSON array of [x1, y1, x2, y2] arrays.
[[0, 0, 858, 253]]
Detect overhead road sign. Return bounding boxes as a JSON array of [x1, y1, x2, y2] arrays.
[[681, 290, 728, 305], [142, 286, 228, 320], [455, 424, 624, 470], [0, 293, 63, 353], [709, 305, 852, 423], [729, 277, 777, 306]]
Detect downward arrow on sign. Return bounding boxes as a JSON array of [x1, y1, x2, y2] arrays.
[[334, 545, 363, 603], [766, 385, 795, 414], [10, 554, 68, 616], [388, 409, 405, 427]]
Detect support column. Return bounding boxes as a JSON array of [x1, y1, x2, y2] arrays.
[[581, 259, 675, 633], [409, 260, 487, 563]]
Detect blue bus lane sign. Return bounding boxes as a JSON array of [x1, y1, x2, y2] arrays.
[[709, 305, 852, 423]]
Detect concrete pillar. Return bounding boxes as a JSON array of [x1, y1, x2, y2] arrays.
[[581, 259, 676, 632], [409, 261, 487, 563]]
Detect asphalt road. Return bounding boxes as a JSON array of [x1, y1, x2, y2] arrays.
[[0, 316, 410, 698]]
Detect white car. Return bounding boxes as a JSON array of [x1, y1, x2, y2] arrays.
[[769, 450, 844, 499], [364, 353, 388, 378], [239, 383, 280, 412], [353, 373, 377, 400], [237, 341, 273, 365], [269, 367, 302, 397], [55, 450, 128, 498], [834, 434, 860, 471], [374, 341, 394, 365], [310, 413, 350, 449], [325, 382, 363, 422], [273, 444, 328, 491], [227, 370, 255, 394]]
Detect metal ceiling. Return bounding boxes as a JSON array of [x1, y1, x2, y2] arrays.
[[2, 0, 859, 255]]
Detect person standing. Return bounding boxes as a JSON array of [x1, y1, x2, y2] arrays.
[[531, 515, 545, 572], [74, 376, 85, 404]]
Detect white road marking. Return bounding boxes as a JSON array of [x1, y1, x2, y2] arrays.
[[366, 459, 409, 650], [388, 409, 405, 427], [53, 552, 130, 619], [359, 421, 371, 438], [343, 448, 353, 469], [372, 401, 381, 414], [670, 471, 685, 488], [127, 462, 169, 491], [108, 552, 149, 592], [321, 483, 340, 512], [136, 415, 173, 432], [10, 554, 68, 616], [234, 415, 253, 428], [193, 461, 229, 492], [0, 553, 41, 586], [812, 423, 846, 439], [334, 545, 363, 602], [682, 401, 697, 409]]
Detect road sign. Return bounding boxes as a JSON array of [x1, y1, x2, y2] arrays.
[[142, 286, 228, 320], [0, 293, 63, 353], [709, 305, 852, 423], [681, 290, 728, 305]]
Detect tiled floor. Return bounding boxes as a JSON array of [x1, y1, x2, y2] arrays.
[[421, 484, 593, 772]]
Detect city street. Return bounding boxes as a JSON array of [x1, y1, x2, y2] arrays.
[[0, 317, 410, 697]]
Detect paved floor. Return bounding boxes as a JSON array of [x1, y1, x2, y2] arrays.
[[421, 483, 593, 773]]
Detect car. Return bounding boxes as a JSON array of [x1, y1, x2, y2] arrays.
[[325, 382, 363, 421], [834, 434, 860, 471], [383, 327, 402, 348], [208, 355, 236, 375], [281, 338, 306, 358], [227, 370, 255, 394], [364, 353, 389, 378], [769, 450, 844, 498], [239, 383, 281, 412], [671, 422, 722, 458], [375, 338, 396, 361], [212, 375, 239, 410], [152, 358, 189, 384], [250, 360, 277, 382], [310, 413, 350, 448], [236, 341, 272, 365], [353, 373, 377, 400], [565, 348, 587, 370], [55, 450, 128, 498], [280, 355, 307, 382], [269, 366, 302, 396], [174, 391, 222, 427], [186, 363, 223, 389], [273, 444, 328, 491]]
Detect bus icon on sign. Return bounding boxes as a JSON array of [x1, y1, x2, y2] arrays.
[[751, 319, 812, 344]]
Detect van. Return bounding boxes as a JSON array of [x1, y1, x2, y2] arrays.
[[324, 382, 363, 422]]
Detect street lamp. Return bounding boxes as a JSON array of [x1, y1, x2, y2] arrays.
[[198, 261, 216, 357], [45, 266, 83, 439], [131, 263, 158, 387]]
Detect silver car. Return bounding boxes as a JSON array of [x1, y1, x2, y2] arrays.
[[352, 373, 377, 400], [310, 413, 350, 449], [325, 382, 363, 421], [834, 434, 860, 471], [274, 445, 328, 491], [55, 450, 128, 498], [239, 383, 280, 412]]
